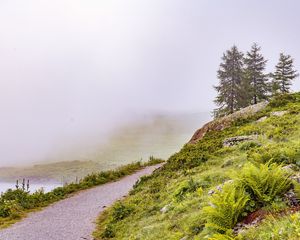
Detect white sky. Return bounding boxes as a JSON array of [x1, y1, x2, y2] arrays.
[[0, 0, 299, 165]]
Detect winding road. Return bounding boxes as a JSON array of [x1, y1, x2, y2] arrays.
[[0, 164, 162, 240]]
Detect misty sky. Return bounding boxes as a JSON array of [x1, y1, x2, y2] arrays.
[[0, 0, 300, 166]]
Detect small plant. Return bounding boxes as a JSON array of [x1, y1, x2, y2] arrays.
[[268, 93, 297, 108], [101, 223, 116, 238], [239, 141, 261, 151], [174, 178, 200, 201], [111, 202, 133, 222], [203, 184, 250, 233]]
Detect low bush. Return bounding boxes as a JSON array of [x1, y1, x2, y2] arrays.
[[167, 146, 208, 170], [101, 223, 116, 238], [268, 94, 298, 108], [174, 178, 200, 201], [111, 202, 134, 222], [239, 141, 261, 151], [248, 143, 300, 165]]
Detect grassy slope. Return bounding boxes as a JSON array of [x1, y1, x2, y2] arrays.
[[93, 93, 300, 240]]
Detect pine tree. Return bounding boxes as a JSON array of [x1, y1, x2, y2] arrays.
[[272, 53, 298, 94], [244, 43, 269, 104], [214, 45, 244, 117]]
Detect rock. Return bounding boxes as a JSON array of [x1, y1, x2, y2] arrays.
[[208, 180, 234, 196], [282, 164, 297, 172], [223, 135, 258, 147], [291, 173, 300, 183], [160, 204, 170, 213], [189, 101, 268, 144], [284, 190, 298, 207], [257, 116, 268, 122], [271, 111, 288, 117], [208, 189, 215, 196], [180, 237, 188, 240]]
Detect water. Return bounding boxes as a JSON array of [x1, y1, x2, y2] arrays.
[[0, 112, 212, 183], [0, 182, 62, 194]]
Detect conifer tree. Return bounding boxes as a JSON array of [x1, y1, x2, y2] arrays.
[[272, 53, 298, 94], [244, 43, 269, 104], [214, 46, 244, 117]]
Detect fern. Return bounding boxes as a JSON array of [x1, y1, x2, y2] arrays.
[[209, 233, 235, 240], [203, 184, 250, 233], [233, 162, 292, 205]]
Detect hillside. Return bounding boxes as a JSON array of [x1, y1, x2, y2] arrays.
[[94, 93, 300, 240]]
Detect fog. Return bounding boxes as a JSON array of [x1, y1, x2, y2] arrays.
[[0, 0, 300, 166]]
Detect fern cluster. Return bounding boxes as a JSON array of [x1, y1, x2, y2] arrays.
[[204, 162, 293, 236], [233, 162, 292, 205], [203, 184, 250, 233]]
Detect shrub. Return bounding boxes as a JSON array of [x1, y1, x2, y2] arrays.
[[0, 200, 22, 219], [248, 143, 300, 165], [101, 223, 116, 238], [233, 163, 292, 205], [203, 184, 250, 233], [239, 141, 261, 151], [268, 94, 297, 108], [174, 178, 200, 201], [167, 145, 208, 170], [111, 202, 133, 222]]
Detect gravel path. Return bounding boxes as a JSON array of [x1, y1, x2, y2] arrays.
[[0, 164, 162, 240]]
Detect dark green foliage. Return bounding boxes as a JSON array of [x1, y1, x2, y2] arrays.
[[244, 43, 269, 104], [111, 202, 133, 222], [272, 53, 298, 94], [167, 145, 209, 170], [268, 93, 298, 108], [101, 223, 116, 238], [174, 178, 200, 201], [239, 141, 261, 151], [214, 45, 299, 118], [214, 46, 245, 117]]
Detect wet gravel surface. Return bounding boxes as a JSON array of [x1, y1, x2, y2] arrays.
[[0, 164, 162, 240]]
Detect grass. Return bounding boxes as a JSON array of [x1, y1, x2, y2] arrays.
[[0, 157, 164, 229], [93, 92, 300, 240]]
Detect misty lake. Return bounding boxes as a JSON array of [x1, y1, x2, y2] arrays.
[[0, 182, 62, 194], [0, 112, 211, 184]]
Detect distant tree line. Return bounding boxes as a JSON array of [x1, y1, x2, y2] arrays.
[[214, 43, 299, 117]]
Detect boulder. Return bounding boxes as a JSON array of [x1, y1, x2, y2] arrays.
[[271, 111, 288, 117], [160, 204, 170, 213], [256, 116, 268, 123], [189, 101, 268, 144], [223, 135, 258, 147]]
